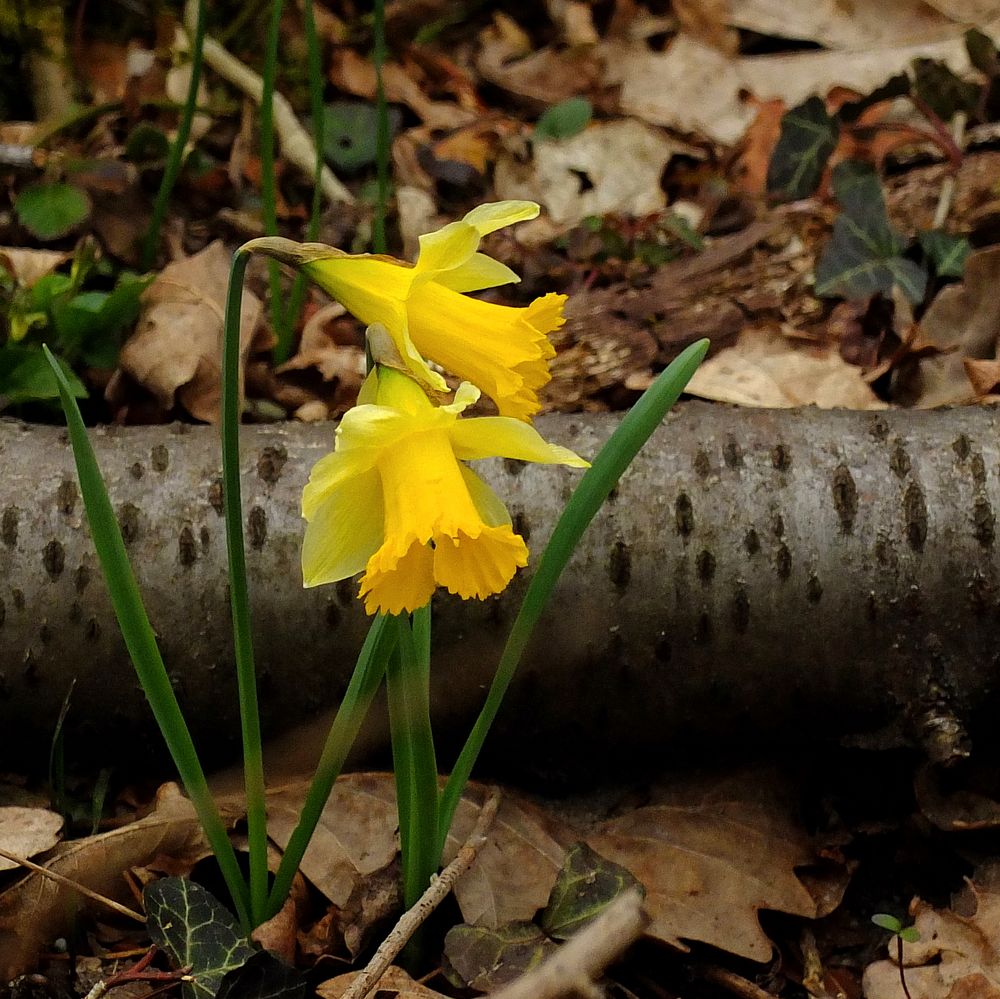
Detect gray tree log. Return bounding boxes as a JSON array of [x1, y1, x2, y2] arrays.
[[1, 405, 998, 777]]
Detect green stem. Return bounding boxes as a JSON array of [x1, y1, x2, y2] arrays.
[[278, 0, 326, 362], [42, 344, 251, 932], [372, 0, 389, 254], [387, 612, 439, 908], [260, 0, 287, 339], [437, 339, 711, 854], [222, 250, 269, 925], [265, 613, 396, 918], [141, 0, 206, 270]]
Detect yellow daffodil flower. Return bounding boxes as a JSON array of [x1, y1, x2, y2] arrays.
[[302, 366, 589, 616], [244, 201, 563, 421]]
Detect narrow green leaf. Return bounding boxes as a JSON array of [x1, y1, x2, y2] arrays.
[[539, 842, 643, 940], [437, 338, 710, 852], [534, 97, 593, 141], [145, 878, 255, 999], [15, 183, 91, 241], [41, 344, 251, 930], [767, 96, 839, 200]]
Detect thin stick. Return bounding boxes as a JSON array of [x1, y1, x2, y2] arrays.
[[341, 789, 503, 999], [180, 0, 352, 204], [488, 889, 648, 999], [701, 966, 777, 999], [932, 111, 967, 230], [0, 846, 145, 923]]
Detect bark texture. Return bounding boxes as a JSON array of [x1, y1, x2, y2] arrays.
[[1, 405, 999, 774]]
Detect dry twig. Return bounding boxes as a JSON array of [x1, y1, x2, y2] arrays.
[[488, 889, 649, 999], [180, 0, 353, 204], [0, 846, 145, 923], [341, 789, 503, 999]]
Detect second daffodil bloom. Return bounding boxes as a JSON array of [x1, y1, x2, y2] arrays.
[[244, 201, 563, 421], [302, 366, 589, 616]]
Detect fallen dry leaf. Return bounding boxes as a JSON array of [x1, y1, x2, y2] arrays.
[[684, 330, 889, 409], [0, 247, 70, 288], [318, 966, 449, 999], [113, 241, 263, 422], [585, 770, 821, 961], [0, 807, 63, 872], [728, 0, 985, 50], [863, 862, 1000, 998], [611, 23, 1000, 144], [443, 785, 574, 928], [495, 121, 692, 225], [906, 247, 1000, 407], [0, 783, 207, 982]]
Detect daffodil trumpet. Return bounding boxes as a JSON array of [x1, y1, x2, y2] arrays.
[[301, 363, 589, 616], [243, 200, 564, 420]]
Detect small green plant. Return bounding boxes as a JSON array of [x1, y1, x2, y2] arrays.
[[1, 239, 151, 410], [534, 96, 593, 141], [872, 912, 919, 999]]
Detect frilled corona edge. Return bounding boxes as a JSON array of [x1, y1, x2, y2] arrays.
[[1, 404, 999, 773]]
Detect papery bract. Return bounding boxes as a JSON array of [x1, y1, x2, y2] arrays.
[[301, 367, 588, 615]]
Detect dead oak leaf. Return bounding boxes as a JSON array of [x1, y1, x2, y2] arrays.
[[114, 241, 264, 423], [904, 246, 1000, 407], [318, 966, 449, 999], [585, 773, 820, 962]]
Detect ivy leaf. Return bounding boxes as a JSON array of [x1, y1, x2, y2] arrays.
[[919, 230, 970, 278], [815, 161, 927, 303], [14, 183, 91, 241], [912, 58, 979, 120], [443, 922, 555, 992], [144, 878, 255, 999], [766, 96, 839, 200], [534, 97, 593, 141], [538, 842, 643, 941], [0, 345, 87, 409], [215, 951, 308, 999], [966, 27, 1000, 76]]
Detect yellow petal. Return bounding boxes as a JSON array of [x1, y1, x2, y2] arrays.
[[360, 539, 435, 615], [450, 416, 589, 467], [432, 525, 528, 600], [463, 201, 539, 235], [407, 286, 565, 420], [302, 445, 383, 520], [459, 465, 511, 528], [415, 221, 481, 276], [301, 468, 384, 588], [433, 252, 521, 293]]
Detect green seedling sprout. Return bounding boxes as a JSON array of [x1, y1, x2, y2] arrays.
[[872, 912, 919, 999]]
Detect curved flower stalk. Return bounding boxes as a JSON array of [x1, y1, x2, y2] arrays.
[[302, 365, 588, 615], [243, 201, 563, 420]]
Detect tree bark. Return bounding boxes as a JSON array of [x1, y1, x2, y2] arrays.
[[1, 405, 998, 776]]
